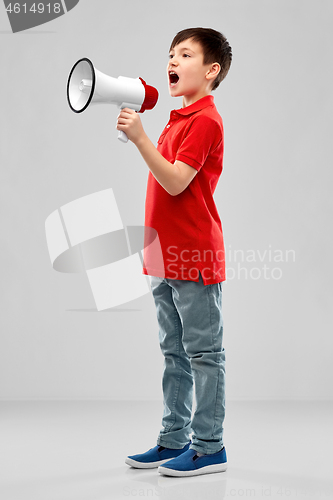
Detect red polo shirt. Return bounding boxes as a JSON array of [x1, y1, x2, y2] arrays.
[[143, 95, 226, 285]]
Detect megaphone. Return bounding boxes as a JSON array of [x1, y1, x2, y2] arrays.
[[67, 58, 159, 143]]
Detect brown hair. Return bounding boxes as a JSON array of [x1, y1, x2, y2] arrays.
[[170, 27, 232, 90]]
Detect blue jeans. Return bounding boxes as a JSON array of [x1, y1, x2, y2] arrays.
[[150, 273, 226, 455]]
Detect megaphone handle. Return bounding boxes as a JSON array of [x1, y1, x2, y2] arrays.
[[118, 130, 129, 143], [117, 105, 130, 143]]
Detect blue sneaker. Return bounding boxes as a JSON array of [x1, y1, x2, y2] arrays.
[[158, 447, 227, 477], [125, 443, 191, 469]]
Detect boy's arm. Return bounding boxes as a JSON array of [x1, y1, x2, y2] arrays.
[[116, 108, 197, 196]]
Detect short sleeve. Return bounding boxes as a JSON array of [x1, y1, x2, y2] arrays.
[[175, 115, 222, 171]]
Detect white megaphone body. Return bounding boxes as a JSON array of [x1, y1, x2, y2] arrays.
[[67, 58, 159, 143]]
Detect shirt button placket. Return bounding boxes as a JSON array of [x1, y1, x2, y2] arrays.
[[167, 111, 178, 129]]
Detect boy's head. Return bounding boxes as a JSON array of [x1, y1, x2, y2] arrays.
[[169, 27, 232, 91]]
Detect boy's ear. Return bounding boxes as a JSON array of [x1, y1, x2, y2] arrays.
[[206, 63, 221, 82]]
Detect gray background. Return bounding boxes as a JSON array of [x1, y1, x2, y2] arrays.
[[0, 0, 332, 401]]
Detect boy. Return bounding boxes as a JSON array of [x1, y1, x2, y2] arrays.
[[117, 27, 232, 477]]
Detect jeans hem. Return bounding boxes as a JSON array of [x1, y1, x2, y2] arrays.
[[157, 438, 190, 450], [190, 444, 224, 455]]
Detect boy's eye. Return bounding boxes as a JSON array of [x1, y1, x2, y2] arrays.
[[169, 54, 174, 59], [183, 54, 190, 57]]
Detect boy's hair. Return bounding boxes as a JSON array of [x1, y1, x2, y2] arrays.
[[170, 27, 232, 90]]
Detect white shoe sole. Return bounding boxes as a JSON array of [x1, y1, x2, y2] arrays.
[[158, 461, 228, 477], [125, 457, 172, 469]]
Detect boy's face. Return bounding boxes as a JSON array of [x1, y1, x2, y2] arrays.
[[167, 38, 215, 106]]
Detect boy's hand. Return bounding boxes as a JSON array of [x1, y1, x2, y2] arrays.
[[116, 108, 146, 145]]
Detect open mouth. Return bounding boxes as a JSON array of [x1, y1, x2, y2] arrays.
[[169, 71, 179, 86]]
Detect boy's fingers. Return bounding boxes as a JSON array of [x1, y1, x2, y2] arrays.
[[116, 108, 138, 131], [117, 116, 127, 123], [121, 107, 135, 114], [118, 108, 134, 118], [116, 121, 127, 129], [118, 111, 133, 121]]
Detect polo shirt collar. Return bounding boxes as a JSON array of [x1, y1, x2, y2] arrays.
[[173, 95, 215, 116]]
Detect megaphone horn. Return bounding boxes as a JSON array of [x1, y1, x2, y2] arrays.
[[67, 58, 159, 143]]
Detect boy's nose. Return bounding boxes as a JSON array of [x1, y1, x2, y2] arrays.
[[168, 59, 178, 70]]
